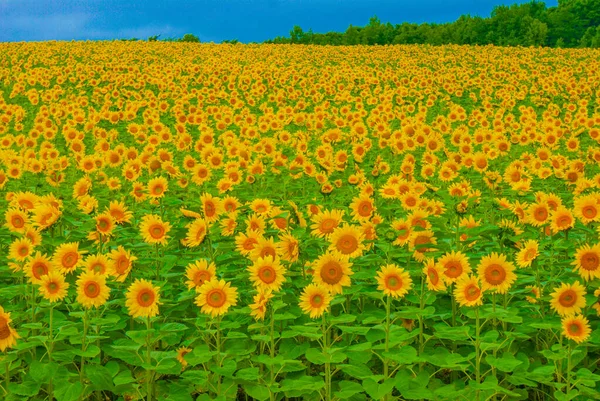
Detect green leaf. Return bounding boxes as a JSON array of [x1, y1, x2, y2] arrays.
[[334, 380, 364, 399], [54, 381, 84, 401], [236, 367, 260, 381], [362, 378, 395, 400], [485, 353, 522, 372], [243, 384, 271, 401], [87, 365, 114, 391]]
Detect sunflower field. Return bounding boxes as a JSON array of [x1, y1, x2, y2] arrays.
[[1, 42, 600, 401]]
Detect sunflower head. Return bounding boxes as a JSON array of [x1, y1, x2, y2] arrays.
[[125, 279, 161, 318]]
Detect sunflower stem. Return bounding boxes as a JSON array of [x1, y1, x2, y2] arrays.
[[475, 306, 481, 401], [418, 275, 425, 362], [566, 342, 573, 397], [216, 316, 222, 396], [146, 316, 153, 401], [269, 304, 275, 401], [80, 309, 88, 383], [4, 351, 9, 395], [322, 313, 331, 401], [154, 244, 160, 281], [48, 304, 54, 401], [383, 295, 391, 401]]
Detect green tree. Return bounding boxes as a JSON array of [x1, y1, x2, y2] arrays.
[[525, 18, 549, 45], [181, 33, 200, 42]]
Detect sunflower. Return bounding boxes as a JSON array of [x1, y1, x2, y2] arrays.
[[52, 242, 85, 274], [249, 199, 271, 215], [526, 202, 550, 227], [310, 209, 344, 238], [248, 256, 286, 292], [249, 236, 279, 261], [391, 219, 412, 246], [574, 195, 600, 224], [219, 214, 238, 236], [245, 213, 266, 234], [311, 252, 353, 295], [4, 208, 28, 233], [0, 306, 19, 351], [437, 251, 471, 284], [24, 227, 43, 247], [454, 275, 483, 307], [25, 252, 54, 284], [125, 279, 161, 318], [376, 264, 412, 298], [147, 176, 168, 198], [108, 246, 137, 282], [200, 193, 222, 223], [139, 214, 171, 245], [176, 347, 192, 369], [84, 254, 110, 275], [182, 219, 208, 247], [249, 289, 274, 321], [572, 243, 600, 281], [477, 252, 517, 294], [107, 200, 133, 224], [525, 285, 541, 304], [550, 281, 586, 317], [299, 284, 331, 319], [328, 224, 365, 259], [235, 231, 260, 256], [32, 204, 61, 229], [76, 271, 110, 309], [185, 260, 217, 291], [349, 195, 376, 222], [195, 279, 238, 317], [95, 212, 116, 237], [562, 315, 591, 344], [408, 230, 437, 261], [9, 238, 34, 262], [423, 258, 446, 291], [593, 289, 600, 316], [550, 206, 575, 234], [276, 232, 299, 263], [39, 271, 69, 303], [516, 240, 539, 268]]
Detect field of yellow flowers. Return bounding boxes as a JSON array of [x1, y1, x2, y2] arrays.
[[1, 41, 600, 401]]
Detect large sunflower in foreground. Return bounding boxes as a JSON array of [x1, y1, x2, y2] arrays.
[[39, 272, 69, 303], [53, 242, 86, 274], [376, 264, 412, 299], [76, 271, 110, 309], [572, 243, 600, 281], [550, 281, 586, 317], [139, 214, 171, 245], [562, 315, 591, 343], [195, 279, 238, 317], [312, 252, 353, 295], [248, 255, 286, 292], [0, 306, 19, 351], [182, 219, 207, 248], [423, 259, 446, 292], [126, 279, 161, 318], [454, 275, 483, 307], [516, 240, 539, 268], [328, 224, 365, 259], [437, 251, 471, 284], [185, 260, 217, 291], [299, 284, 331, 319], [477, 252, 517, 294]]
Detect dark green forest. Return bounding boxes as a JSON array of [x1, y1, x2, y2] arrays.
[[264, 0, 600, 47]]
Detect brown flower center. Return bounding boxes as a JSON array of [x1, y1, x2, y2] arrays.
[[137, 289, 155, 307], [206, 289, 226, 308]]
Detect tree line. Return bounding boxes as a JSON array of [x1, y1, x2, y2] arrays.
[[265, 0, 600, 47]]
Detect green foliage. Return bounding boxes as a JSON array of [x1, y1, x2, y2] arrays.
[[265, 0, 600, 48]]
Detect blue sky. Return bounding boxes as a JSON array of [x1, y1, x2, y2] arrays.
[[0, 0, 559, 43]]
